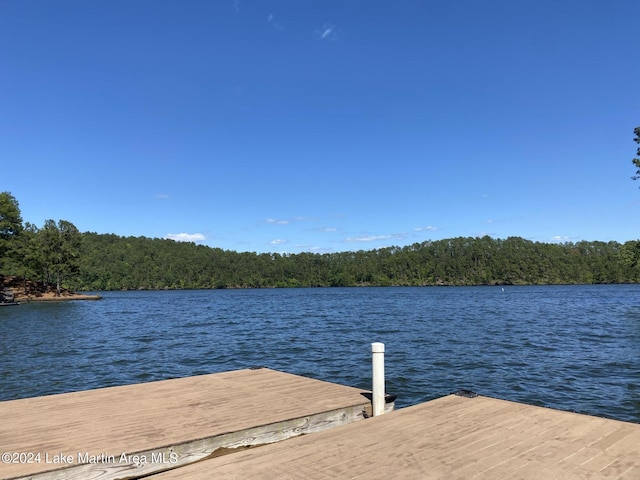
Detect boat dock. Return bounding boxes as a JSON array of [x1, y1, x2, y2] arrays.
[[0, 368, 379, 480], [2, 367, 639, 479], [153, 392, 640, 479]]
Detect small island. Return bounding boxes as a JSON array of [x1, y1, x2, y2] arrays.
[[0, 276, 101, 304]]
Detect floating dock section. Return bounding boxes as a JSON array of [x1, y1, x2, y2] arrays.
[[151, 392, 640, 479], [2, 368, 639, 479], [0, 368, 377, 480]]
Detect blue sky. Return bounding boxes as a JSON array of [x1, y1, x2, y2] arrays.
[[2, 0, 639, 254]]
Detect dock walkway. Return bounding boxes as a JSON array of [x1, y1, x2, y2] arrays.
[[3, 369, 639, 479], [0, 368, 372, 480], [151, 393, 640, 480]]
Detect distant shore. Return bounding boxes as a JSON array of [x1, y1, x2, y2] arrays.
[[0, 275, 102, 303], [17, 292, 103, 302]]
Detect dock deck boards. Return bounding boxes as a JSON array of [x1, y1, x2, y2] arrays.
[[0, 368, 371, 479], [150, 394, 640, 480]]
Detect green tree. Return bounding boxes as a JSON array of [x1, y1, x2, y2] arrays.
[[15, 223, 44, 293], [626, 126, 640, 271], [39, 219, 82, 295], [0, 191, 23, 272], [620, 240, 640, 269]]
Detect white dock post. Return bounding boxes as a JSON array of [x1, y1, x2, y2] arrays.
[[371, 342, 385, 417]]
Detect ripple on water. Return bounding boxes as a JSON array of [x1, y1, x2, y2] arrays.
[[1, 285, 639, 423]]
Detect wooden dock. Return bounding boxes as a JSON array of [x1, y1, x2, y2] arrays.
[[2, 369, 639, 479], [150, 392, 640, 480], [0, 368, 375, 480]]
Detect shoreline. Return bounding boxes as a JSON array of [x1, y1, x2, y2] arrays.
[[1, 275, 102, 303], [16, 293, 103, 302]]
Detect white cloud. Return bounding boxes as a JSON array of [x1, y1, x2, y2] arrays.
[[344, 232, 409, 244], [414, 226, 438, 232], [300, 245, 333, 253], [165, 233, 206, 243], [266, 216, 315, 225], [311, 226, 338, 233], [155, 194, 170, 199], [270, 239, 287, 245], [266, 218, 290, 225], [318, 23, 338, 40], [551, 235, 571, 243], [345, 235, 392, 243], [267, 13, 283, 30]]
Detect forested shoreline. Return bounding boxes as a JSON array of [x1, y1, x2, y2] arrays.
[[2, 192, 640, 292], [75, 233, 640, 290]]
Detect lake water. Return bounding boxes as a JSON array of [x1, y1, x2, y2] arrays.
[[1, 285, 639, 423]]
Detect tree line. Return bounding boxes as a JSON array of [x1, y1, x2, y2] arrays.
[[75, 233, 640, 289], [0, 192, 82, 295], [2, 191, 640, 292]]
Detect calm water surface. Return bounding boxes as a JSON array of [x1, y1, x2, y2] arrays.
[[1, 285, 639, 423]]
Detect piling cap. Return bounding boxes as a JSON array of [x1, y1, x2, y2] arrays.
[[371, 342, 385, 353]]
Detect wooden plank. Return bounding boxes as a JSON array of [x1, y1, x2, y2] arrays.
[[148, 394, 640, 480], [0, 368, 372, 480]]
